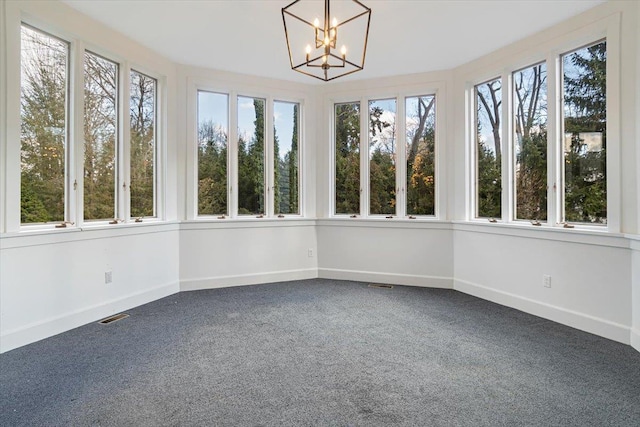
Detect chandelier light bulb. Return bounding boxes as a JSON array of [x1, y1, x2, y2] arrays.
[[341, 45, 347, 56], [322, 55, 327, 63], [332, 17, 338, 28], [305, 45, 312, 54], [313, 18, 319, 28], [324, 36, 329, 46]]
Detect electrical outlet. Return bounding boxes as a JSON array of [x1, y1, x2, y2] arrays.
[[308, 248, 314, 257], [543, 274, 551, 288], [105, 271, 113, 284]]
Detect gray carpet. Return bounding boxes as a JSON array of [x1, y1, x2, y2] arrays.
[[1, 279, 639, 426]]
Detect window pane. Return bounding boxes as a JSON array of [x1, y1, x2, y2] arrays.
[[84, 51, 117, 221], [20, 25, 68, 224], [475, 78, 502, 218], [562, 41, 607, 224], [274, 101, 300, 215], [335, 102, 360, 215], [369, 99, 396, 215], [406, 95, 436, 216], [197, 91, 228, 216], [513, 63, 547, 221], [130, 71, 156, 218], [238, 96, 265, 215]]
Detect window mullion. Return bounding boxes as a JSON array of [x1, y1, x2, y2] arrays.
[[396, 95, 406, 218], [266, 98, 274, 217], [360, 96, 368, 217], [229, 92, 238, 218], [501, 73, 512, 222], [71, 40, 85, 227], [547, 54, 561, 227], [120, 62, 131, 222]]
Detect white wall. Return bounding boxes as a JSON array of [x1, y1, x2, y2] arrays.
[[0, 226, 180, 352], [0, 0, 181, 353], [1, 0, 639, 353], [180, 221, 317, 290]]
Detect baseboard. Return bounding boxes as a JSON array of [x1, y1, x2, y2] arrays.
[[454, 278, 630, 344], [318, 268, 453, 289], [0, 281, 180, 354], [180, 268, 319, 291], [631, 329, 640, 353]]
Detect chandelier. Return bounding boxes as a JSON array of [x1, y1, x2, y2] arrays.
[[282, 0, 371, 82]]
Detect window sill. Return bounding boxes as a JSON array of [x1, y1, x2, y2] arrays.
[[452, 220, 628, 248], [1, 221, 179, 249]]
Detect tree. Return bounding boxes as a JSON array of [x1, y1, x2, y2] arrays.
[[198, 120, 227, 215], [238, 98, 265, 215], [20, 26, 68, 223], [514, 64, 547, 221], [406, 96, 436, 215], [130, 72, 156, 218], [563, 41, 607, 224], [476, 80, 502, 218], [335, 103, 361, 214]]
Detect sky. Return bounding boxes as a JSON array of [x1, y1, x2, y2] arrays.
[[197, 91, 297, 160]]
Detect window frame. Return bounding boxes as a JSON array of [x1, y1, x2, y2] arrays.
[[7, 17, 167, 234], [466, 13, 620, 233]]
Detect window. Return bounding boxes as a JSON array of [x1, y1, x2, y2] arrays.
[[562, 41, 607, 225], [237, 96, 266, 216], [475, 78, 502, 219], [84, 51, 118, 221], [369, 99, 396, 216], [20, 25, 69, 224], [406, 95, 436, 216], [469, 38, 609, 228], [334, 102, 360, 215], [17, 22, 164, 230], [274, 101, 300, 215], [513, 63, 547, 222], [197, 91, 228, 216], [130, 70, 157, 218]]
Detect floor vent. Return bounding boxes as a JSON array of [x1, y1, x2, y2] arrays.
[[98, 313, 129, 325], [368, 283, 394, 289]]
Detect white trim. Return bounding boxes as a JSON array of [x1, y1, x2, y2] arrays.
[[318, 268, 453, 289], [180, 268, 318, 291], [0, 280, 179, 353], [631, 329, 640, 353], [454, 278, 630, 344]]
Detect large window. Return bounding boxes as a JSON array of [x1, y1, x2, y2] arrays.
[[513, 63, 547, 222], [274, 101, 300, 215], [83, 51, 118, 221], [475, 78, 502, 219], [369, 99, 396, 216], [197, 91, 228, 216], [237, 96, 266, 216], [130, 70, 157, 218], [469, 38, 608, 228], [562, 41, 607, 225], [18, 23, 163, 229], [406, 95, 436, 216], [335, 102, 361, 215], [20, 25, 69, 224]]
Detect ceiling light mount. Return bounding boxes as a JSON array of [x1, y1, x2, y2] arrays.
[[282, 0, 371, 82]]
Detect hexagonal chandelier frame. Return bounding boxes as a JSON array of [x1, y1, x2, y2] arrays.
[[282, 0, 371, 82]]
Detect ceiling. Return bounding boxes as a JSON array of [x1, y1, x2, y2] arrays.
[[62, 0, 604, 84]]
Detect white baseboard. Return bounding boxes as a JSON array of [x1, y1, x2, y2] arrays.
[[180, 268, 318, 291], [318, 268, 453, 289], [0, 281, 179, 354], [631, 329, 640, 353], [454, 278, 630, 344]]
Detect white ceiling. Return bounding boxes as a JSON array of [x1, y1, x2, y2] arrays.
[[62, 0, 604, 84]]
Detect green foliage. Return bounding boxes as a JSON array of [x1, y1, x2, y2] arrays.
[[477, 144, 501, 218], [20, 26, 67, 223], [130, 71, 156, 218], [274, 104, 299, 215], [406, 97, 436, 216], [563, 41, 607, 224], [335, 103, 361, 214], [198, 120, 228, 215], [476, 80, 502, 218], [238, 98, 265, 215]]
